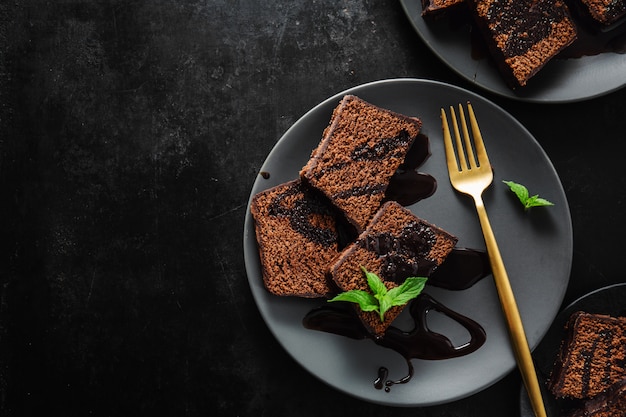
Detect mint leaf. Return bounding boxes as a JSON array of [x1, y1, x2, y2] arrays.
[[525, 195, 554, 209], [362, 266, 387, 299], [328, 267, 428, 322], [328, 290, 379, 313], [386, 277, 428, 306], [503, 180, 529, 203], [378, 296, 393, 322], [503, 180, 554, 210]]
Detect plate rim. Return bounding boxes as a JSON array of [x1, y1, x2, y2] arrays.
[[244, 78, 574, 406]]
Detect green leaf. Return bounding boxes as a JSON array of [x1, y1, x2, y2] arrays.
[[328, 268, 428, 323], [525, 195, 554, 209], [503, 180, 553, 210], [503, 180, 529, 204], [328, 290, 379, 313], [378, 295, 393, 322], [386, 277, 428, 307], [362, 266, 387, 298]]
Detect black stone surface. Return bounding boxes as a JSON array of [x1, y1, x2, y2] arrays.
[[1, 1, 625, 416]]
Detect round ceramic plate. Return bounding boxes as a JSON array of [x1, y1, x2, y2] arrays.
[[243, 79, 573, 406], [519, 283, 626, 417], [399, 0, 626, 103]]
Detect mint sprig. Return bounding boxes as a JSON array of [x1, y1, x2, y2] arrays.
[[328, 266, 427, 322], [503, 180, 554, 210]]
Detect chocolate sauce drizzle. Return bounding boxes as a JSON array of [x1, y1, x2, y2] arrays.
[[303, 294, 487, 391], [385, 133, 437, 206], [267, 182, 337, 247], [359, 222, 438, 284], [485, 0, 570, 57], [429, 248, 491, 291], [351, 130, 413, 162]]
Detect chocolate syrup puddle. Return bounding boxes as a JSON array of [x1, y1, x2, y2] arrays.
[[401, 133, 430, 170], [386, 171, 437, 206], [303, 294, 486, 392], [386, 133, 437, 206], [429, 248, 491, 290]]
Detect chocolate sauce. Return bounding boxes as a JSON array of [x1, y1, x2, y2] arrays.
[[381, 294, 487, 360], [386, 133, 437, 206], [351, 130, 413, 162], [267, 182, 337, 247], [429, 248, 491, 290], [359, 222, 438, 284], [385, 170, 437, 206], [485, 0, 570, 57], [303, 293, 487, 391], [400, 133, 431, 170], [260, 171, 270, 179]]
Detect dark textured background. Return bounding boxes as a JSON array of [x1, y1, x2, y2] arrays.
[[1, 1, 625, 416]]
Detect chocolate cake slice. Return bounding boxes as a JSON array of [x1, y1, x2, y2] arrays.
[[567, 378, 626, 417], [578, 0, 626, 26], [548, 311, 626, 399], [421, 0, 466, 16], [467, 0, 578, 88], [330, 201, 457, 336], [300, 95, 422, 233], [250, 179, 339, 298]]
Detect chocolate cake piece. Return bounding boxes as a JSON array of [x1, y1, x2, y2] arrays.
[[330, 201, 457, 336], [548, 311, 626, 399], [567, 378, 626, 417], [250, 179, 339, 298], [578, 0, 626, 26], [467, 0, 578, 88], [300, 95, 422, 233], [421, 0, 466, 16]]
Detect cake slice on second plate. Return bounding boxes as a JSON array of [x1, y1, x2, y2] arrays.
[[549, 311, 626, 399]]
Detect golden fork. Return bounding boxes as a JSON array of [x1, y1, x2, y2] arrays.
[[441, 103, 547, 417]]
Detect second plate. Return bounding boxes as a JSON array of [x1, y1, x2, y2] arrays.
[[400, 0, 626, 102]]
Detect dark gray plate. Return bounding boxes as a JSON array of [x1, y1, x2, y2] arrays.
[[243, 79, 573, 406], [519, 283, 626, 417], [399, 0, 626, 103]]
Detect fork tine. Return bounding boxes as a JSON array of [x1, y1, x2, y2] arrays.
[[441, 107, 460, 174], [467, 102, 490, 168], [458, 104, 478, 170], [448, 106, 469, 172]]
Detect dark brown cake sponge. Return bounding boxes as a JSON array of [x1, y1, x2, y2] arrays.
[[300, 95, 422, 233], [250, 179, 338, 298], [468, 0, 577, 88], [330, 201, 457, 336], [548, 311, 626, 399], [567, 378, 626, 417], [579, 0, 626, 26]]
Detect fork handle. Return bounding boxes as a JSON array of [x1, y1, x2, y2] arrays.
[[474, 196, 547, 417]]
